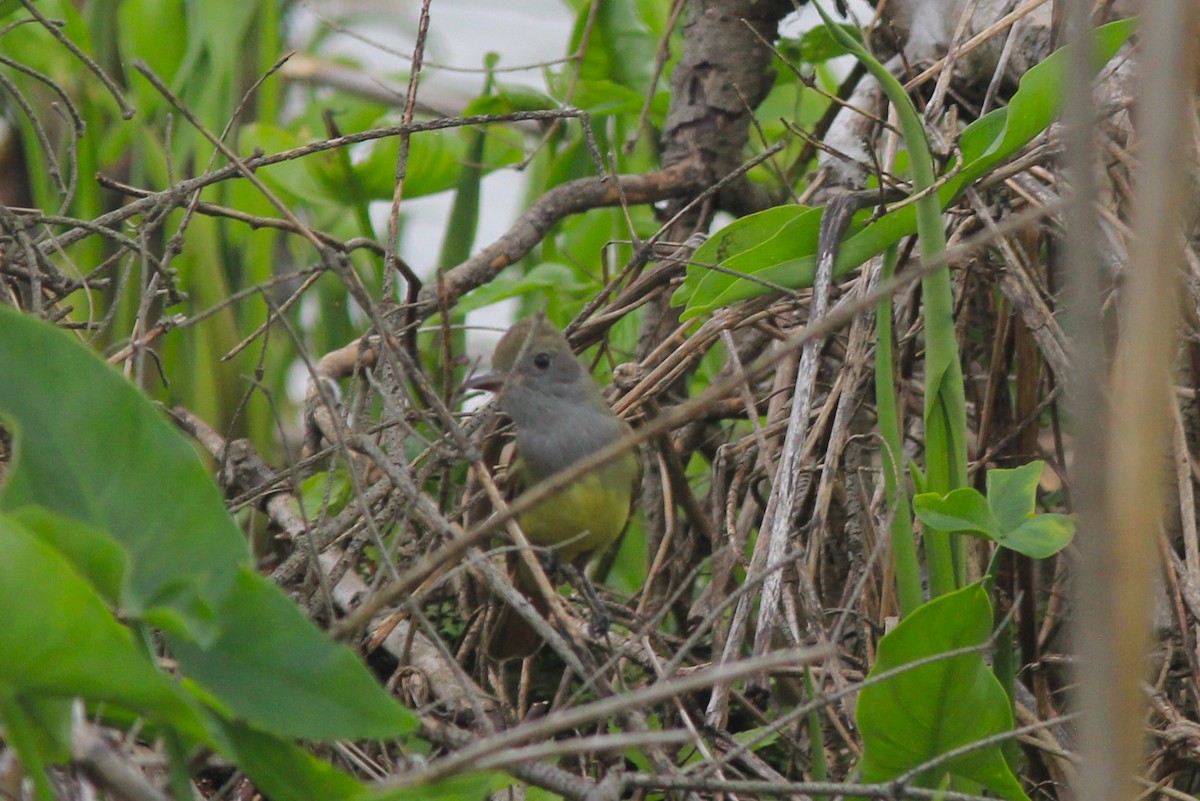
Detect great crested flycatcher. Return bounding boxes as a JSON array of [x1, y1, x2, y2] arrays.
[[466, 316, 640, 660]]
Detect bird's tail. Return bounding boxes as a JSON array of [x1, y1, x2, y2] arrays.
[[486, 559, 549, 661]]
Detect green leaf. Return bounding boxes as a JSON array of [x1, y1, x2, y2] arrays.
[[673, 17, 1138, 319], [913, 488, 1001, 540], [567, 0, 655, 91], [295, 469, 355, 520], [0, 697, 61, 801], [212, 718, 366, 801], [777, 23, 862, 65], [0, 308, 417, 744], [811, 0, 967, 540], [914, 462, 1075, 559], [351, 128, 466, 200], [349, 125, 522, 201], [191, 0, 259, 84], [239, 123, 338, 209], [986, 461, 1044, 534], [555, 77, 644, 116], [856, 583, 1029, 801], [676, 206, 834, 314], [457, 262, 589, 314], [0, 515, 207, 742], [11, 507, 129, 605], [1, 697, 73, 768], [999, 514, 1075, 560], [0, 305, 248, 643], [168, 568, 418, 740], [464, 84, 556, 116], [118, 0, 188, 88], [909, 462, 928, 495], [372, 773, 512, 801]]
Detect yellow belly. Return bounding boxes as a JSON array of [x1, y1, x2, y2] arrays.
[[516, 470, 632, 564]]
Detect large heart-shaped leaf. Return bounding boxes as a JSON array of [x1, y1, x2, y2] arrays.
[[0, 307, 417, 742], [857, 582, 1028, 800]]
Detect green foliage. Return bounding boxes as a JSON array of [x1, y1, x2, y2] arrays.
[[914, 462, 1075, 559], [457, 262, 590, 317], [673, 17, 1138, 320], [295, 469, 355, 520], [0, 307, 417, 796], [873, 245, 922, 616], [211, 722, 367, 801], [0, 0, 1103, 794], [777, 22, 862, 65], [816, 0, 968, 596], [0, 308, 247, 642], [0, 514, 207, 740], [856, 583, 1029, 801], [374, 773, 514, 801], [1, 0, 288, 445]]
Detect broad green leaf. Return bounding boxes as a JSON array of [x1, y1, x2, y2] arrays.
[[457, 262, 589, 314], [777, 23, 862, 65], [856, 583, 1029, 801], [0, 516, 207, 742], [191, 0, 259, 85], [567, 0, 655, 91], [291, 96, 391, 144], [596, 0, 655, 91], [295, 469, 355, 520], [678, 205, 813, 305], [374, 777, 511, 801], [464, 85, 556, 116], [12, 507, 129, 605], [986, 461, 1044, 534], [239, 123, 338, 209], [556, 78, 644, 116], [0, 308, 418, 743], [914, 462, 1075, 558], [118, 0, 188, 88], [168, 568, 418, 740], [913, 488, 1001, 540], [373, 773, 512, 801], [349, 125, 523, 201], [673, 17, 1138, 319], [0, 305, 248, 642], [213, 719, 366, 801], [350, 128, 467, 200], [12, 698, 74, 765], [999, 514, 1075, 560]]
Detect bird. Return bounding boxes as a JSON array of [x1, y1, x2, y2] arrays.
[[465, 316, 640, 660]]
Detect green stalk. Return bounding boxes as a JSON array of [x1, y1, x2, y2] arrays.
[[874, 244, 922, 615], [816, 4, 969, 597], [985, 550, 1020, 769], [804, 667, 828, 781], [430, 62, 492, 395], [437, 131, 486, 271], [0, 698, 56, 801]]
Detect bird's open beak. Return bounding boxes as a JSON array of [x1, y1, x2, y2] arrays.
[[463, 370, 504, 392]]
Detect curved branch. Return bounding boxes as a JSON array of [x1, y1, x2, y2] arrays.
[[415, 161, 709, 315]]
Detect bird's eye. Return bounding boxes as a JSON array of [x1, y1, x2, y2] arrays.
[[533, 352, 551, 369]]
